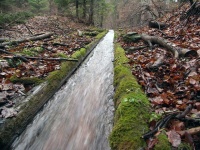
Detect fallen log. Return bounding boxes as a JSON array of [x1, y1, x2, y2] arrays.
[[3, 55, 78, 62], [148, 21, 167, 30], [0, 32, 54, 47], [141, 34, 198, 58], [1, 49, 78, 62], [23, 56, 78, 61]]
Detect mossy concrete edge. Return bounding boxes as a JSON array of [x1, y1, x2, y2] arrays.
[[0, 30, 108, 150], [109, 43, 151, 150]]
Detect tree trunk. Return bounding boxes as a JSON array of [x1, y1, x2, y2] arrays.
[[83, 0, 86, 19], [88, 0, 94, 25], [76, 0, 79, 19]]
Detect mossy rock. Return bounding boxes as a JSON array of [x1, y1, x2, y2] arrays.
[[109, 44, 151, 150]]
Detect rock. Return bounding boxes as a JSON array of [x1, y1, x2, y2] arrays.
[[77, 30, 83, 36], [197, 49, 200, 57], [47, 46, 53, 51]]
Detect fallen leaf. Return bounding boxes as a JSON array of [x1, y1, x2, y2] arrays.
[[166, 130, 181, 147]]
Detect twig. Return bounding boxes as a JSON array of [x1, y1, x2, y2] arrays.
[[178, 126, 200, 136], [176, 104, 193, 118], [24, 56, 78, 62], [23, 23, 33, 35], [142, 105, 193, 139]]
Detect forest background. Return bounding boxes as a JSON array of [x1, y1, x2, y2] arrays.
[[0, 0, 184, 29]]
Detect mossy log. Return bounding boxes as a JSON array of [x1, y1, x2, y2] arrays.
[[141, 34, 198, 58]]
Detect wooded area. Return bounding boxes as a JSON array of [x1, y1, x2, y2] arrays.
[[0, 0, 199, 150], [0, 0, 113, 27]]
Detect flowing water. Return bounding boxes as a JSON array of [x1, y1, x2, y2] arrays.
[[12, 30, 115, 150]]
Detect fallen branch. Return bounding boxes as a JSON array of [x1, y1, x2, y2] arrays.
[[23, 56, 78, 61], [0, 32, 54, 47], [142, 113, 177, 139], [176, 104, 193, 119], [1, 49, 78, 62], [178, 126, 200, 137], [23, 23, 33, 35], [125, 46, 147, 53], [53, 43, 69, 47], [142, 105, 193, 139], [141, 34, 198, 58], [3, 55, 78, 62]]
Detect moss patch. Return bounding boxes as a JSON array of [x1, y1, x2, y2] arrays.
[[109, 44, 151, 150], [154, 131, 171, 150], [10, 75, 43, 85]]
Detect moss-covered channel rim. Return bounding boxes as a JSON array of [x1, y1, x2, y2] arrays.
[[109, 43, 151, 150], [0, 31, 108, 150]]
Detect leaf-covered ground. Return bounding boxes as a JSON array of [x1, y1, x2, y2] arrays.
[[0, 15, 99, 119], [118, 3, 200, 149]]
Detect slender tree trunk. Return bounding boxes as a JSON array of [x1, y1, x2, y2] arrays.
[[83, 0, 86, 19], [48, 0, 53, 15], [88, 0, 94, 25], [76, 0, 79, 19], [100, 13, 104, 27]]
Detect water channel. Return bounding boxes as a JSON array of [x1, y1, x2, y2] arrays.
[[12, 30, 115, 150]]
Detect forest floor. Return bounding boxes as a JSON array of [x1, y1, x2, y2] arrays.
[[117, 2, 200, 149], [0, 15, 100, 121]]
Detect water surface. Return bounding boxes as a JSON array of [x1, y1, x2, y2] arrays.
[[12, 30, 115, 150]]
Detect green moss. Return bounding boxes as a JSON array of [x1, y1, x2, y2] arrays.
[[55, 52, 67, 58], [10, 75, 43, 85], [84, 31, 98, 36], [154, 132, 171, 150], [95, 31, 107, 39], [21, 47, 44, 56], [178, 143, 192, 150], [110, 101, 150, 150], [47, 61, 75, 83], [109, 44, 151, 150]]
